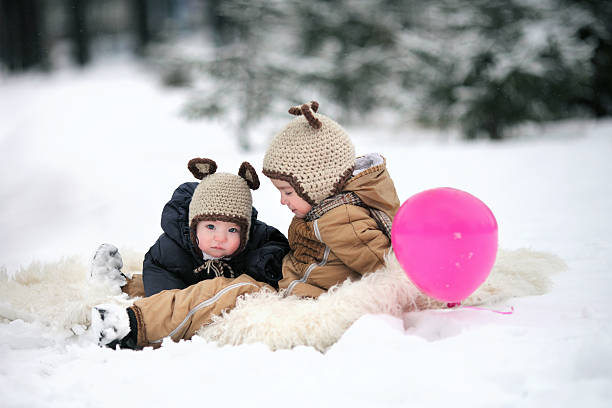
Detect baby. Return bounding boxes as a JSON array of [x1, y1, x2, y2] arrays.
[[140, 158, 289, 296], [91, 159, 289, 348]]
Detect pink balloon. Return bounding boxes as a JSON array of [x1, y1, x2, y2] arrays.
[[391, 187, 498, 303]]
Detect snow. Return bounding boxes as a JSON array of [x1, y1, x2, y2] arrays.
[[1, 57, 611, 407]]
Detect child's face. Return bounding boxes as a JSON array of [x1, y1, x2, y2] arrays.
[[196, 220, 241, 258], [270, 179, 313, 219]]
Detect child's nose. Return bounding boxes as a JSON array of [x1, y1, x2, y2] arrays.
[[214, 231, 226, 242]]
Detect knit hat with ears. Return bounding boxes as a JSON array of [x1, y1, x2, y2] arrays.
[[262, 101, 355, 206], [187, 158, 260, 256]]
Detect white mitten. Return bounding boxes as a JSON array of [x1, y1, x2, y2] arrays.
[[90, 243, 126, 287], [90, 303, 131, 346]]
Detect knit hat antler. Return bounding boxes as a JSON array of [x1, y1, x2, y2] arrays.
[[262, 101, 355, 206], [288, 101, 321, 129], [188, 158, 259, 256]]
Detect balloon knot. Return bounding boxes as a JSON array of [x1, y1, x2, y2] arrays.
[[447, 302, 461, 308]]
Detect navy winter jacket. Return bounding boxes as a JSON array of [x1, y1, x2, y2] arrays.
[[142, 182, 290, 297]]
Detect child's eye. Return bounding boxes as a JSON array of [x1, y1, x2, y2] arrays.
[[285, 191, 292, 196], [228, 227, 239, 233], [206, 224, 215, 230]]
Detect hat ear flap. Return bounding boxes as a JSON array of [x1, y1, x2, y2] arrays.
[[238, 162, 260, 190], [188, 158, 218, 180]]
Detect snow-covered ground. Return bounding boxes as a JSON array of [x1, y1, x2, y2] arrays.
[[1, 58, 611, 407]]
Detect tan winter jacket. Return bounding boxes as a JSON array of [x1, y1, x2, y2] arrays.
[[278, 154, 400, 298]]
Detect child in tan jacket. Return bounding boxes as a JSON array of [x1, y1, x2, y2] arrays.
[[262, 100, 400, 298], [91, 101, 400, 349]]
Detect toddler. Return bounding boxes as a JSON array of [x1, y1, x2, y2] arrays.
[[262, 101, 400, 298]]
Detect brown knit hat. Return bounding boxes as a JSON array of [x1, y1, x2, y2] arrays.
[[187, 158, 260, 255], [262, 101, 355, 206]]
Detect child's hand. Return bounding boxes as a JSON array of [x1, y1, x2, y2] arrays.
[[90, 243, 126, 287], [90, 303, 130, 347]]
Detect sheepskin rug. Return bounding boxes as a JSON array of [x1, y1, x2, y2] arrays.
[[197, 249, 566, 351], [0, 250, 142, 333], [0, 248, 566, 350]]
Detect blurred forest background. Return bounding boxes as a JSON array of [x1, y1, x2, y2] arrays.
[[1, 0, 611, 150]]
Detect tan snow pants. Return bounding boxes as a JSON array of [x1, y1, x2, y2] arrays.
[[127, 274, 271, 348]]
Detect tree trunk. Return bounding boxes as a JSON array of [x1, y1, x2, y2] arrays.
[[69, 0, 90, 66], [133, 0, 150, 55], [0, 0, 46, 71]]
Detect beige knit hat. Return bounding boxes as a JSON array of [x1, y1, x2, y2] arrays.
[[187, 158, 260, 255], [262, 101, 355, 206]]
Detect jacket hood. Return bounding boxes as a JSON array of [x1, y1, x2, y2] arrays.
[[343, 153, 400, 220]]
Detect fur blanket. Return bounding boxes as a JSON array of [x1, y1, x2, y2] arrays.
[[0, 248, 566, 351], [0, 251, 141, 333]]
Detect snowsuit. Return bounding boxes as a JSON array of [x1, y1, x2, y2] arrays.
[[121, 158, 398, 349], [278, 157, 400, 298], [142, 182, 290, 296]]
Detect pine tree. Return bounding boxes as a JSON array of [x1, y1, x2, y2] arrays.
[[292, 0, 409, 121], [154, 0, 604, 143], [179, 0, 299, 151], [407, 0, 594, 139], [563, 0, 612, 117]]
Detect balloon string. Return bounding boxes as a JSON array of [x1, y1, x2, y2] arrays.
[[446, 302, 514, 315]]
